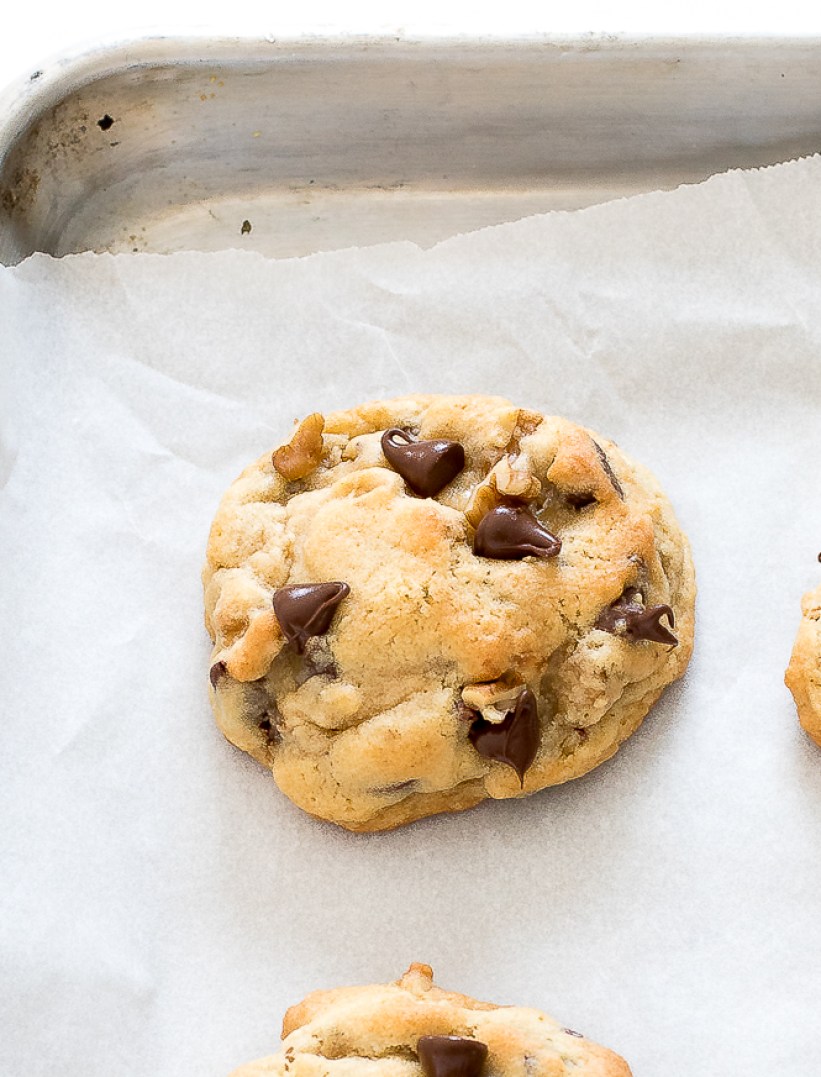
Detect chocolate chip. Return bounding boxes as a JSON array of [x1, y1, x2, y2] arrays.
[[97, 114, 114, 131], [563, 1028, 584, 1038], [596, 587, 677, 646], [627, 605, 677, 644], [592, 440, 624, 499], [209, 660, 227, 687], [566, 492, 597, 510], [468, 686, 540, 783], [381, 428, 465, 497], [417, 1036, 488, 1077], [473, 505, 561, 560], [273, 582, 350, 654]]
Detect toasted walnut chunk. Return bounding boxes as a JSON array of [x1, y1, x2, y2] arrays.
[[494, 455, 542, 499], [464, 455, 540, 527], [273, 412, 326, 480], [462, 673, 526, 722]]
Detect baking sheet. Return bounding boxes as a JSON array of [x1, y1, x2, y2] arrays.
[[2, 156, 821, 1076], [7, 36, 821, 265]]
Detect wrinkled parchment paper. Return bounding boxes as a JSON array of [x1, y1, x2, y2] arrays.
[[3, 157, 821, 1076]]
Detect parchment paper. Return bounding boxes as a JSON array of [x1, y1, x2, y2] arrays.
[[2, 156, 821, 1076]]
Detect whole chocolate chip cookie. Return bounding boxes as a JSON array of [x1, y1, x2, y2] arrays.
[[785, 576, 821, 747], [229, 963, 632, 1076], [203, 395, 695, 831]]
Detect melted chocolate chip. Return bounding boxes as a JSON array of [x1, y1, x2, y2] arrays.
[[381, 428, 465, 497], [417, 1036, 488, 1077], [473, 505, 561, 560], [209, 660, 227, 688], [273, 582, 350, 654], [592, 440, 624, 499], [566, 492, 597, 510], [627, 605, 677, 644], [468, 686, 540, 783], [596, 587, 678, 646]]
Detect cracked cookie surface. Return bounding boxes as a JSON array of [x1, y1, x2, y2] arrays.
[[785, 581, 821, 746], [229, 963, 632, 1076], [203, 395, 695, 831]]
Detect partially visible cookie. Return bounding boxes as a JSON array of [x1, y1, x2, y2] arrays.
[[785, 578, 821, 746], [203, 394, 695, 830], [230, 963, 632, 1076]]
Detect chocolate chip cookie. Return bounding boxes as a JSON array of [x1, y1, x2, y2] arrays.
[[203, 395, 695, 830], [785, 575, 821, 747], [229, 963, 632, 1076]]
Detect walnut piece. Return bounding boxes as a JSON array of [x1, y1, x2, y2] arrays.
[[224, 609, 284, 682], [464, 454, 541, 527], [494, 455, 541, 499], [462, 674, 524, 722], [273, 413, 325, 480], [464, 480, 501, 529]]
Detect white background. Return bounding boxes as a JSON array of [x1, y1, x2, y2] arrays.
[[2, 3, 821, 99]]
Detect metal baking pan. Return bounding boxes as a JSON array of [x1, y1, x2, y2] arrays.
[[2, 35, 821, 265]]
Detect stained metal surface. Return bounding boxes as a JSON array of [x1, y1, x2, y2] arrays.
[[1, 36, 820, 264]]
